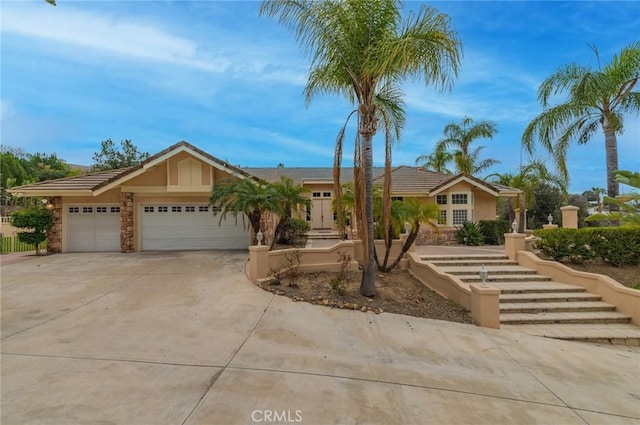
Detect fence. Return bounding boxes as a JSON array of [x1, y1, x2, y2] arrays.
[[0, 236, 45, 254]]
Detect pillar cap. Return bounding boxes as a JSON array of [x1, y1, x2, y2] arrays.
[[560, 205, 579, 211]]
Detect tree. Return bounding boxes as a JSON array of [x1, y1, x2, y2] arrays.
[[414, 149, 453, 173], [260, 0, 461, 296], [91, 139, 149, 171], [9, 206, 53, 255], [587, 170, 640, 226], [430, 116, 500, 176], [522, 42, 640, 203], [210, 178, 281, 245], [271, 176, 311, 248]]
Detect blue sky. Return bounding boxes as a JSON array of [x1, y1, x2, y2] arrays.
[[1, 0, 639, 194]]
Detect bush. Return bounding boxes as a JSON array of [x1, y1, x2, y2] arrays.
[[278, 217, 310, 246], [533, 227, 640, 266], [479, 220, 510, 245], [455, 221, 484, 246], [9, 207, 53, 254]]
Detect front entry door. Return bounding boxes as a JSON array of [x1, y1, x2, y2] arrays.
[[311, 191, 332, 229]]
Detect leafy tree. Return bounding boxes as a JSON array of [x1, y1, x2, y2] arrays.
[[587, 170, 640, 226], [430, 116, 500, 176], [9, 206, 53, 255], [527, 183, 564, 229], [261, 0, 461, 296], [91, 139, 149, 171], [271, 176, 311, 247], [210, 178, 281, 245], [24, 152, 79, 182], [522, 42, 640, 203], [414, 149, 453, 174]]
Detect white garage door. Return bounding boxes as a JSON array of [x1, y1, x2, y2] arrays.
[[141, 204, 250, 251], [66, 205, 121, 252]]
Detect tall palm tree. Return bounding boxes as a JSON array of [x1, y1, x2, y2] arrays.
[[271, 176, 311, 248], [414, 149, 453, 173], [260, 0, 461, 296], [522, 42, 640, 202], [433, 116, 500, 175]]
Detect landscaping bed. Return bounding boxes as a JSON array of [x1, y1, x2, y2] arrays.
[[560, 260, 640, 289]]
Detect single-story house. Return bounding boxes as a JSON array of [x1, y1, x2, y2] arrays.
[[8, 141, 519, 253]]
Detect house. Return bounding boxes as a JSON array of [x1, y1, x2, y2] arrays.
[[8, 141, 519, 253]]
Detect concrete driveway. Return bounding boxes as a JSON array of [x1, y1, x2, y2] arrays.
[[1, 252, 639, 425]]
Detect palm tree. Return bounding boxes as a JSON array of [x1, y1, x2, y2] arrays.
[[488, 160, 566, 232], [433, 116, 500, 175], [522, 42, 640, 203], [210, 178, 281, 245], [271, 176, 311, 248], [260, 0, 461, 296], [414, 149, 453, 173]]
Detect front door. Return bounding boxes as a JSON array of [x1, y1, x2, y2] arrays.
[[310, 191, 332, 229]]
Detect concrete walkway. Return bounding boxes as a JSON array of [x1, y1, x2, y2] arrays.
[[1, 252, 639, 424]]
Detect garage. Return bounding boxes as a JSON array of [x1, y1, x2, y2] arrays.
[[66, 205, 121, 252], [140, 204, 250, 251]]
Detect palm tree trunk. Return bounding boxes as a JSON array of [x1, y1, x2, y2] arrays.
[[603, 125, 619, 209], [360, 131, 376, 296]]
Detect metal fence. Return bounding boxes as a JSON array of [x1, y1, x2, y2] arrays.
[[0, 236, 46, 254]]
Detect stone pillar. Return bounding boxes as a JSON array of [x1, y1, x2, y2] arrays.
[[504, 232, 526, 261], [249, 245, 270, 281], [120, 192, 134, 253], [470, 284, 501, 329], [561, 206, 579, 229], [47, 196, 62, 253]]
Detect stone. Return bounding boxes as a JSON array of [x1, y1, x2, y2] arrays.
[[321, 299, 329, 306], [360, 306, 367, 312]]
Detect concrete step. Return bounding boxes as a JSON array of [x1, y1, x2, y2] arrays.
[[500, 292, 602, 303], [501, 323, 640, 346], [500, 301, 616, 314], [484, 282, 585, 293], [500, 311, 632, 325], [307, 230, 342, 240], [429, 259, 518, 267], [439, 265, 538, 276], [420, 255, 509, 262], [458, 274, 551, 283]]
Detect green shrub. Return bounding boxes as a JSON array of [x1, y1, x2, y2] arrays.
[[455, 221, 484, 246], [479, 220, 510, 245], [533, 227, 640, 266], [9, 207, 53, 255], [278, 217, 310, 246]]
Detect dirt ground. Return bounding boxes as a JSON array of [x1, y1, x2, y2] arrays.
[[257, 268, 478, 325], [560, 260, 640, 289]]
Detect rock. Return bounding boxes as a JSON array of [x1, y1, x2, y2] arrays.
[[360, 306, 368, 312], [353, 304, 358, 310], [276, 290, 285, 296], [321, 299, 330, 306]]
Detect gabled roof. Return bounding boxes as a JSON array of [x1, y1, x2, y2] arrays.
[[7, 167, 137, 196], [244, 167, 385, 185]]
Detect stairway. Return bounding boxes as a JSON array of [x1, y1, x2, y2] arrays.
[[421, 254, 640, 346]]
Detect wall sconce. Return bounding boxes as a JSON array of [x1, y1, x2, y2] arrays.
[[256, 229, 263, 246]]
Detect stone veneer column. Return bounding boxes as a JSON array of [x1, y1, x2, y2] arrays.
[[47, 196, 63, 253], [120, 192, 134, 253]]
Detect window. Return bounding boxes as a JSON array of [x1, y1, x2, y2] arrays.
[[437, 210, 447, 225], [83, 207, 93, 213], [199, 206, 209, 212], [111, 207, 120, 213], [391, 196, 404, 202], [144, 206, 155, 213], [97, 207, 107, 213], [306, 206, 311, 222], [452, 194, 468, 205], [436, 195, 447, 205], [452, 209, 468, 225], [172, 206, 182, 213], [323, 192, 331, 197], [158, 206, 168, 213], [69, 207, 79, 213], [312, 192, 321, 198], [185, 206, 195, 212], [211, 206, 221, 212]]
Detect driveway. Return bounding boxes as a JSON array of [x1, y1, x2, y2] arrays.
[[1, 252, 638, 425]]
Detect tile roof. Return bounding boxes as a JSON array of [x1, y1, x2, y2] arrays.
[[373, 166, 452, 193], [9, 167, 137, 192], [244, 167, 385, 184]]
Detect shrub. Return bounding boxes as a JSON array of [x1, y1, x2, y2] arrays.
[[533, 227, 640, 266], [9, 207, 53, 255], [455, 221, 484, 246], [278, 217, 310, 246], [479, 220, 510, 245]]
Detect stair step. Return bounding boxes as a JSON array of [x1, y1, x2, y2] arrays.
[[500, 292, 601, 303], [421, 255, 508, 262], [487, 282, 586, 293], [429, 260, 518, 267], [500, 301, 616, 314], [440, 265, 537, 276], [501, 323, 640, 346], [458, 274, 551, 283], [500, 311, 632, 325]]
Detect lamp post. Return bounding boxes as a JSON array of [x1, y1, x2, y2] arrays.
[[256, 229, 263, 246], [404, 222, 411, 234], [547, 213, 553, 225], [478, 264, 489, 286], [511, 219, 518, 233]]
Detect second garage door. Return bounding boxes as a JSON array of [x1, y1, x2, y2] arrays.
[[141, 204, 250, 251]]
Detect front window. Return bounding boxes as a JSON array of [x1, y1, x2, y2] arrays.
[[452, 194, 468, 205], [452, 209, 468, 225], [436, 195, 447, 205], [437, 210, 447, 225]]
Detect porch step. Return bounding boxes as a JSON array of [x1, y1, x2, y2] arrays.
[[439, 265, 538, 276], [500, 292, 602, 303], [306, 230, 342, 240], [500, 311, 632, 325], [500, 301, 616, 314], [428, 259, 518, 267], [488, 282, 586, 293], [421, 255, 509, 262], [501, 323, 640, 346], [457, 274, 551, 283]]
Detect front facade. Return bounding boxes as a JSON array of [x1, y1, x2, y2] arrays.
[[9, 142, 519, 253]]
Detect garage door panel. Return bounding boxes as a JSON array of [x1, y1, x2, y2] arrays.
[[66, 205, 120, 252], [141, 205, 249, 251]]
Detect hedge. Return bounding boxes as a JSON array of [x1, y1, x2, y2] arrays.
[[532, 227, 640, 266], [479, 220, 511, 245]]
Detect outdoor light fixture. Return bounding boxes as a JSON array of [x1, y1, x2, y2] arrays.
[[404, 222, 411, 234], [511, 219, 518, 233], [40, 198, 48, 205], [256, 229, 263, 246], [46, 203, 55, 210], [478, 264, 489, 286], [547, 213, 553, 225]]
